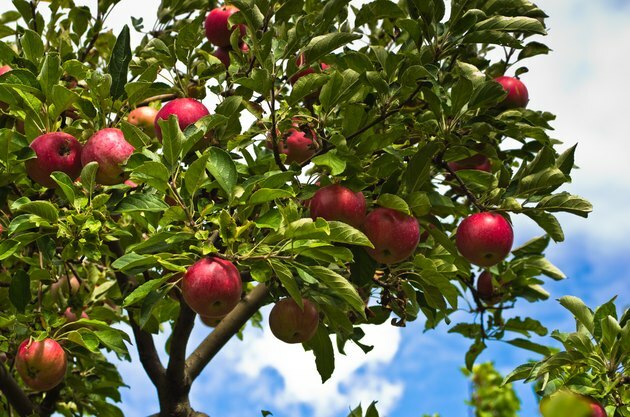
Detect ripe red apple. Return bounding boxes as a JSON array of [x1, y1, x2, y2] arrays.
[[128, 106, 158, 136], [363, 208, 421, 264], [63, 307, 89, 322], [309, 184, 366, 228], [476, 271, 503, 305], [154, 98, 210, 140], [25, 132, 83, 188], [456, 212, 514, 267], [81, 128, 135, 185], [270, 125, 318, 164], [213, 43, 249, 67], [15, 338, 67, 392], [269, 298, 319, 344], [204, 6, 246, 48], [182, 257, 242, 317], [589, 401, 607, 417], [290, 54, 330, 85], [200, 315, 225, 328], [495, 76, 529, 109], [0, 65, 11, 76], [447, 155, 491, 172]]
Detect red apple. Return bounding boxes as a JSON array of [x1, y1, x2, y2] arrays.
[[81, 128, 135, 185], [0, 65, 11, 76], [213, 43, 249, 68], [495, 76, 529, 109], [63, 307, 89, 322], [200, 315, 225, 328], [154, 98, 210, 140], [476, 271, 502, 305], [290, 54, 330, 85], [456, 212, 514, 267], [589, 401, 607, 417], [182, 257, 242, 317], [447, 155, 491, 172], [128, 106, 158, 136], [204, 5, 246, 48], [124, 179, 138, 188], [270, 125, 318, 164], [363, 208, 421, 264], [25, 132, 83, 188], [309, 184, 366, 228], [269, 298, 319, 344], [15, 338, 67, 392]]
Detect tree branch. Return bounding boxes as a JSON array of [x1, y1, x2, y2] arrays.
[[441, 158, 486, 212], [0, 364, 35, 417], [39, 383, 63, 417], [166, 303, 196, 387], [129, 316, 167, 388], [186, 283, 270, 381], [268, 83, 287, 172]]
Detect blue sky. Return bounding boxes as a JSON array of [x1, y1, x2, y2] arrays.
[[2, 0, 629, 416]]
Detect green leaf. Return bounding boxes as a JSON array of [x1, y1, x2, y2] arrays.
[[16, 201, 58, 223], [184, 153, 210, 196], [524, 211, 564, 242], [518, 41, 551, 60], [130, 161, 170, 193], [304, 325, 334, 383], [403, 142, 440, 193], [95, 329, 129, 355], [67, 329, 100, 352], [303, 33, 362, 65], [328, 221, 374, 248], [112, 252, 158, 275], [355, 0, 405, 26], [9, 270, 30, 312], [159, 116, 184, 171], [311, 150, 346, 175], [80, 161, 99, 199], [21, 29, 44, 63], [269, 259, 302, 308], [108, 25, 132, 99], [474, 15, 547, 35], [249, 188, 294, 204], [0, 240, 20, 260], [207, 147, 237, 197], [465, 338, 486, 370], [537, 193, 592, 218], [559, 296, 595, 334], [288, 73, 328, 105], [375, 193, 410, 215], [123, 275, 170, 307], [50, 172, 76, 205], [120, 120, 152, 148], [114, 194, 170, 213], [306, 266, 365, 316], [38, 53, 62, 100]]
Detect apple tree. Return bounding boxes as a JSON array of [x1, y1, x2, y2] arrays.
[[0, 0, 613, 416]]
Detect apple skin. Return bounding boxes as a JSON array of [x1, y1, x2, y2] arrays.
[[269, 298, 319, 344], [456, 212, 514, 267], [15, 338, 67, 392], [290, 54, 330, 85], [447, 155, 491, 172], [200, 315, 225, 328], [81, 128, 135, 185], [309, 184, 367, 228], [363, 208, 421, 264], [128, 106, 158, 136], [590, 401, 607, 417], [64, 307, 89, 322], [476, 271, 502, 305], [0, 65, 11, 76], [154, 98, 210, 141], [25, 132, 83, 188], [182, 257, 242, 318], [204, 6, 246, 48], [272, 126, 318, 164], [213, 43, 249, 67], [495, 76, 529, 109], [51, 275, 80, 300]]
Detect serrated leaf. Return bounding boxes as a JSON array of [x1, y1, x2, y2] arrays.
[[303, 325, 334, 383], [269, 259, 303, 308], [16, 201, 58, 222], [328, 221, 374, 248], [403, 142, 439, 193], [537, 193, 592, 218], [108, 25, 132, 99], [524, 211, 564, 242], [9, 270, 29, 312], [249, 188, 294, 204], [559, 296, 594, 334], [130, 161, 170, 193], [114, 194, 170, 213], [184, 153, 210, 196], [302, 33, 362, 64], [207, 147, 237, 197], [375, 194, 410, 214], [123, 275, 170, 307], [306, 266, 365, 316]]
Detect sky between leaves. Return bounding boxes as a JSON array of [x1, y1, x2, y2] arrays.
[[1, 0, 628, 416]]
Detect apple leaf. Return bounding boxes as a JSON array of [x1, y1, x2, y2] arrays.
[[108, 25, 132, 99], [523, 210, 565, 242], [160, 116, 184, 172], [184, 152, 210, 196], [355, 0, 405, 27], [303, 325, 335, 383], [302, 33, 361, 65], [122, 274, 170, 308], [130, 161, 170, 193], [327, 221, 374, 248], [403, 142, 440, 193], [113, 194, 170, 214], [269, 259, 303, 309], [249, 188, 294, 204], [120, 120, 152, 148], [306, 265, 365, 316], [536, 193, 593, 218], [8, 270, 29, 312], [207, 147, 238, 198], [376, 193, 410, 214], [559, 296, 595, 335]]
